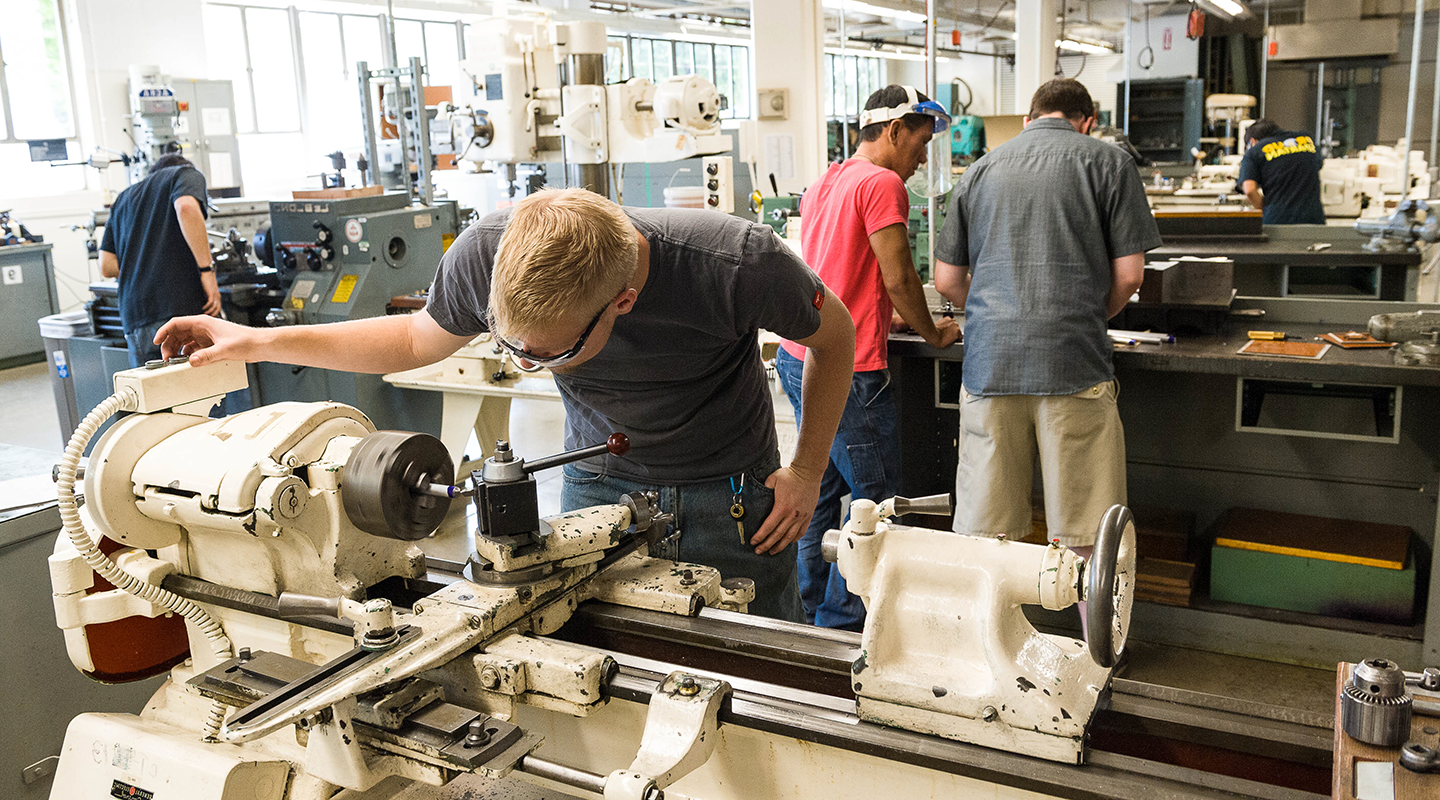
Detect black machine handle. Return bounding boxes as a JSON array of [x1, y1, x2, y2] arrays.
[[523, 433, 630, 475]]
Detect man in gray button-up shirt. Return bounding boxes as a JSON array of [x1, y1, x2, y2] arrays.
[[933, 78, 1160, 548]]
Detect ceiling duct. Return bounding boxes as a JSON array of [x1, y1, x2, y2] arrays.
[[1268, 0, 1398, 61]]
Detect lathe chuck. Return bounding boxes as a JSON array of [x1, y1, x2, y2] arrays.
[[343, 431, 454, 540]]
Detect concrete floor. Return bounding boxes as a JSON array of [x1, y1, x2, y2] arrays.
[[0, 360, 1341, 798]]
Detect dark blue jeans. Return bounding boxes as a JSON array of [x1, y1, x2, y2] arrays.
[[775, 348, 900, 631], [560, 449, 803, 623]]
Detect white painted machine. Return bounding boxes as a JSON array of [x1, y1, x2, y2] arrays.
[[452, 16, 732, 202], [42, 360, 1313, 800], [825, 497, 1134, 764]]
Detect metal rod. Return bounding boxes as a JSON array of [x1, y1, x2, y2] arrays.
[[840, 0, 848, 161], [516, 755, 607, 794], [1260, 0, 1269, 117], [358, 61, 382, 188], [1430, 2, 1440, 178], [1314, 61, 1324, 149], [1402, 0, 1426, 200], [926, 0, 937, 281], [385, 4, 413, 198], [567, 51, 610, 196], [523, 440, 614, 475], [1124, 0, 1132, 136], [410, 56, 434, 206]]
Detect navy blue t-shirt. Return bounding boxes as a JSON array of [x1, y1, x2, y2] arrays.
[[1238, 131, 1326, 225], [100, 165, 209, 331]]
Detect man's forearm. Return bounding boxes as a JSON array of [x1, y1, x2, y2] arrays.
[[791, 342, 852, 478], [887, 271, 944, 344], [254, 315, 454, 374], [176, 205, 213, 267]]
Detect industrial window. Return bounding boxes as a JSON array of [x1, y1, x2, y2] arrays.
[[824, 53, 883, 119], [607, 35, 751, 120], [0, 0, 85, 198], [605, 36, 629, 84], [203, 3, 466, 195]]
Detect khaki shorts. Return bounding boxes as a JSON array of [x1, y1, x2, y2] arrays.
[[951, 381, 1126, 547]]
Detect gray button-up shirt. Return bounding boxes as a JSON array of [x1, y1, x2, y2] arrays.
[[935, 117, 1161, 396]]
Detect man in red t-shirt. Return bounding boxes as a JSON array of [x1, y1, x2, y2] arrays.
[[777, 85, 960, 630]]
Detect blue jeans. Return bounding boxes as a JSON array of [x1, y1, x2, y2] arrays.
[[124, 320, 167, 368], [125, 320, 253, 415], [775, 348, 900, 631], [560, 450, 804, 623]]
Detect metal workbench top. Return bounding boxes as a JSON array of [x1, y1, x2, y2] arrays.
[[1149, 225, 1421, 267], [889, 300, 1440, 388]]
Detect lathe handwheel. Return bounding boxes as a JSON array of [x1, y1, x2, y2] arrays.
[[343, 431, 454, 541], [1085, 504, 1136, 669]]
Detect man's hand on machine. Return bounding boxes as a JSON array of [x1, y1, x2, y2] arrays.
[[155, 315, 265, 365], [749, 465, 821, 555]]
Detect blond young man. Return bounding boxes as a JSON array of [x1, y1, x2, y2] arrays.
[[156, 189, 855, 622]]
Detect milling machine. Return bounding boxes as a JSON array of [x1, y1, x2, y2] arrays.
[[41, 361, 1335, 800]]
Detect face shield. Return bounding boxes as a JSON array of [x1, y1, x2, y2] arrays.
[[860, 86, 955, 198]]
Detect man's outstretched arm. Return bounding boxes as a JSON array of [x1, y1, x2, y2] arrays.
[[155, 309, 474, 374]]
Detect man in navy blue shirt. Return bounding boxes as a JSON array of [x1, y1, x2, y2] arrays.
[[1238, 118, 1326, 225], [100, 154, 221, 366]]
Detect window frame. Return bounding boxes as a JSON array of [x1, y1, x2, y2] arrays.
[[0, 0, 82, 147], [825, 52, 884, 121], [605, 34, 752, 120]]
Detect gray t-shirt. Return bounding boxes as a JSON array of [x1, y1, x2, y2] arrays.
[[427, 206, 826, 483], [935, 117, 1162, 397]]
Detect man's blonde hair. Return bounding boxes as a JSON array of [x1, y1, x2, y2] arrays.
[[489, 188, 639, 340]]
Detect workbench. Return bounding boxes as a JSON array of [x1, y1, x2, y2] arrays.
[[890, 296, 1440, 671], [1150, 225, 1423, 301]]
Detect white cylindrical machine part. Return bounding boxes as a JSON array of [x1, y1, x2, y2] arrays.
[[565, 20, 608, 56]]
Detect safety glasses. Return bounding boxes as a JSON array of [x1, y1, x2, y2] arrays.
[[492, 301, 608, 369]]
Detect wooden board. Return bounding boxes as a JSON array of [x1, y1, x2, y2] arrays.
[[1214, 508, 1410, 570], [1322, 331, 1396, 349], [291, 185, 384, 200], [1237, 339, 1331, 359], [1333, 662, 1440, 800], [1136, 557, 1195, 588]]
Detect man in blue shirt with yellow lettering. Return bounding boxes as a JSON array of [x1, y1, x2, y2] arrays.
[[1238, 119, 1326, 225]]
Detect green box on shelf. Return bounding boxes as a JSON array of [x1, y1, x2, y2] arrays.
[[1209, 544, 1416, 625]]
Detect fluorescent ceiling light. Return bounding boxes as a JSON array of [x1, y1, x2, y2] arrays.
[[821, 0, 927, 25], [1195, 0, 1247, 19], [1057, 38, 1113, 55]]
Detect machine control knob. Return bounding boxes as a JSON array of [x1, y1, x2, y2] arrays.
[[317, 245, 335, 262], [706, 162, 719, 175], [312, 222, 333, 244], [279, 248, 297, 271], [304, 249, 324, 271]]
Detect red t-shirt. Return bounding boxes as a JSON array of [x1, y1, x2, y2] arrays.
[[782, 159, 911, 372]]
